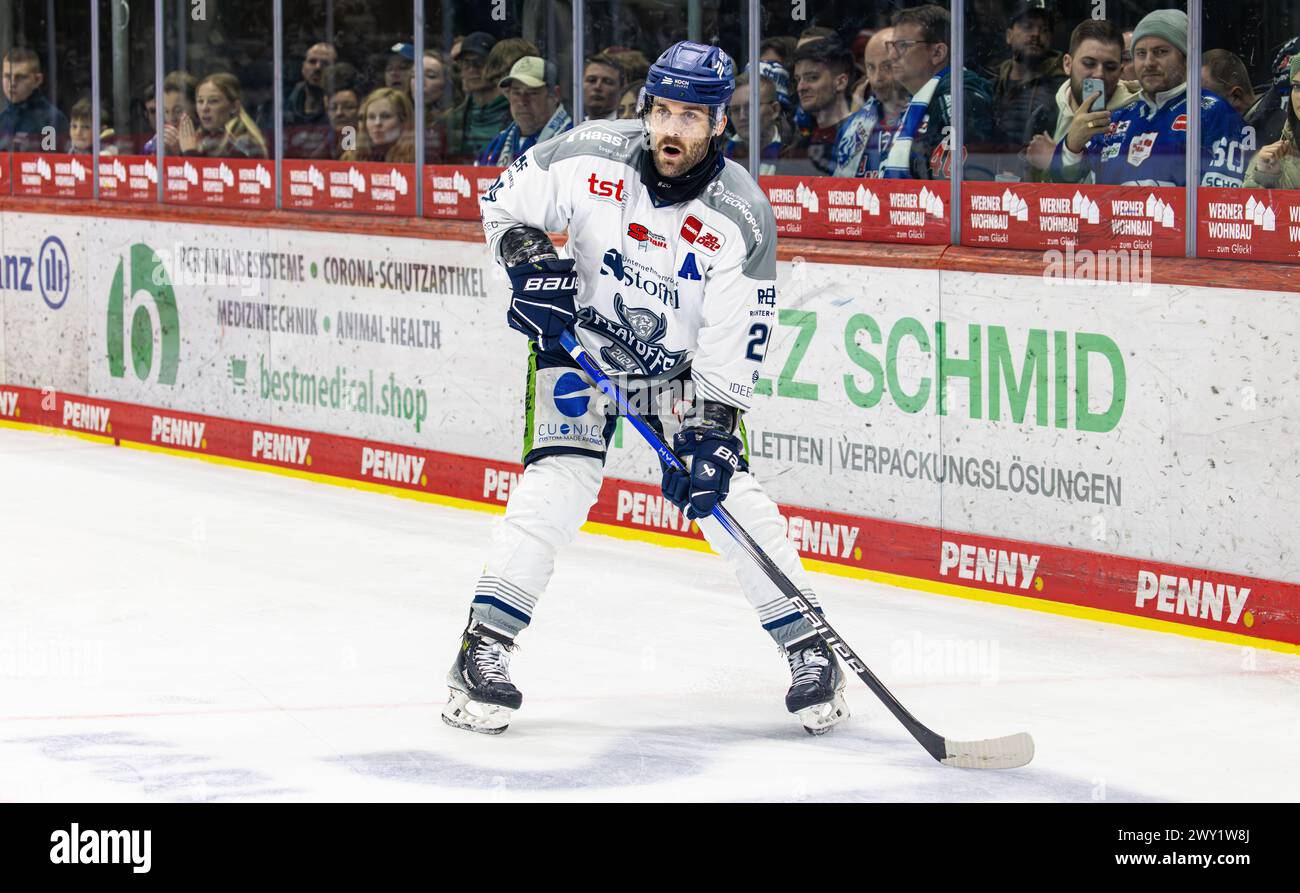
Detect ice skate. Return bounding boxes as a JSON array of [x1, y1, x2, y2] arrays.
[[442, 622, 523, 735], [785, 636, 849, 735]]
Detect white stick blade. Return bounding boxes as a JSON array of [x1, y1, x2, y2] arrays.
[[940, 732, 1035, 769]]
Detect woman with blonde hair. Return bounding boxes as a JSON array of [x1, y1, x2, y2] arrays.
[[342, 87, 416, 163], [179, 72, 268, 158]]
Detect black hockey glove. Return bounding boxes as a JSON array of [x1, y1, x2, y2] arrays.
[[505, 258, 578, 353], [662, 403, 744, 520]]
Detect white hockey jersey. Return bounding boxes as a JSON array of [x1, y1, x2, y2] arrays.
[[480, 118, 779, 413]]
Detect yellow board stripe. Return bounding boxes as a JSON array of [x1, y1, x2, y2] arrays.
[[6, 418, 1297, 655]]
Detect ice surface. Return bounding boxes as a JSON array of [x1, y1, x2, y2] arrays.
[[1, 426, 1297, 802]]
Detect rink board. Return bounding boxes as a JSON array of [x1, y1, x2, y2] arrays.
[[2, 210, 1299, 650], [2, 384, 1297, 652]]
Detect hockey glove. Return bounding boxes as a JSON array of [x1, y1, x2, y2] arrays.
[[505, 258, 578, 353], [662, 424, 744, 520]]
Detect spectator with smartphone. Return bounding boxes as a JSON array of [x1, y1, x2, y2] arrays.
[[1049, 9, 1254, 187], [1025, 19, 1139, 178]]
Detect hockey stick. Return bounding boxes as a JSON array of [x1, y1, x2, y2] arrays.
[[558, 330, 1033, 769]]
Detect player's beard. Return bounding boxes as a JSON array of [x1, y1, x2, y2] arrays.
[[652, 131, 711, 178]]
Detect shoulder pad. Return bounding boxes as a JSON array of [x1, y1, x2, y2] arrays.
[[696, 162, 776, 278], [529, 119, 643, 170]]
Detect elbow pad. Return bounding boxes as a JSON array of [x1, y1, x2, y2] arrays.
[[681, 399, 739, 436], [500, 225, 558, 267]]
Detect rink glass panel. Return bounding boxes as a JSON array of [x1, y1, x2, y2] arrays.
[[580, 0, 750, 121], [1, 1, 92, 199], [415, 1, 576, 217], [1195, 0, 1300, 262], [159, 0, 276, 208], [958, 1, 1190, 257], [754, 1, 953, 244], [97, 0, 158, 202], [276, 0, 416, 215]]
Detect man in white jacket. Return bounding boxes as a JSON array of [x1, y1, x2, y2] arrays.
[[442, 41, 851, 738]]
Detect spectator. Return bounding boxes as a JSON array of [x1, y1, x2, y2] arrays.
[[855, 28, 908, 176], [583, 53, 626, 121], [0, 47, 69, 152], [1202, 49, 1256, 119], [1245, 37, 1300, 147], [880, 5, 995, 180], [413, 49, 452, 112], [179, 73, 268, 159], [68, 98, 95, 153], [342, 87, 415, 163], [441, 32, 509, 162], [608, 49, 650, 85], [850, 28, 876, 83], [1024, 19, 1139, 178], [414, 49, 452, 162], [284, 41, 337, 158], [786, 37, 874, 177], [137, 81, 157, 152], [991, 2, 1065, 168], [966, 0, 1014, 77], [478, 56, 572, 166], [852, 27, 895, 117], [798, 26, 838, 49], [760, 36, 798, 69], [725, 68, 792, 174], [1120, 30, 1136, 82], [1244, 55, 1300, 188], [385, 48, 415, 93], [617, 80, 645, 119], [144, 71, 198, 156], [1050, 10, 1254, 187], [484, 38, 541, 89], [321, 63, 360, 159]]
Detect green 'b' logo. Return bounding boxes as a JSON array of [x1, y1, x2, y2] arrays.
[[107, 243, 179, 384]]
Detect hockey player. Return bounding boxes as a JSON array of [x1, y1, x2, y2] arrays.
[[1049, 9, 1255, 187], [443, 41, 851, 736]]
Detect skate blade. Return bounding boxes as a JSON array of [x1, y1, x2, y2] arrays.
[[798, 693, 849, 736], [441, 689, 514, 735]]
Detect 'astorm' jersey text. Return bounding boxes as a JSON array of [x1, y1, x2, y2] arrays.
[[480, 118, 778, 411]]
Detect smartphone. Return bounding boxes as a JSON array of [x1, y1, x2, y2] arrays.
[[1082, 77, 1106, 110]]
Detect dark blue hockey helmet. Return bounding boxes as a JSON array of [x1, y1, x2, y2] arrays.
[[640, 41, 736, 125]]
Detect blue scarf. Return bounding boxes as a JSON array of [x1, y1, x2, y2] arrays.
[[479, 105, 573, 166], [881, 67, 946, 179]]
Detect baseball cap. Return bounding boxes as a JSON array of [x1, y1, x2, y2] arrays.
[[1009, 1, 1054, 26], [499, 56, 558, 89], [457, 32, 496, 61]]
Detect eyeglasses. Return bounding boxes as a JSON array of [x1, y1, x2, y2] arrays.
[[886, 39, 933, 55]]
